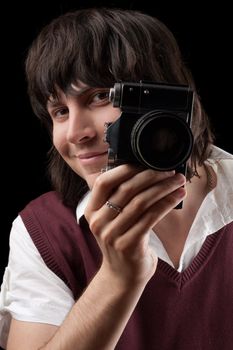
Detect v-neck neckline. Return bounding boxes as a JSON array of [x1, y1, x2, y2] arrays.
[[156, 228, 223, 290]]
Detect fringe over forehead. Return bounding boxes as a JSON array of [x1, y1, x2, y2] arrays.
[[25, 7, 188, 127]]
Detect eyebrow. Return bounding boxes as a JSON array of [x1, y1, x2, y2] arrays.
[[47, 87, 92, 108], [47, 99, 61, 109], [47, 86, 109, 109]]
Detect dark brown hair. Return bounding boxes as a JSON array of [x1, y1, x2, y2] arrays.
[[25, 7, 214, 207]]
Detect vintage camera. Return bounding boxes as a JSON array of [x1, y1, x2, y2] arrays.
[[105, 81, 194, 177]]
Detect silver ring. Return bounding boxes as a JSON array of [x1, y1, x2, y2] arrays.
[[106, 200, 122, 214]]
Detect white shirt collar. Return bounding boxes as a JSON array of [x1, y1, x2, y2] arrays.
[[76, 191, 91, 224]]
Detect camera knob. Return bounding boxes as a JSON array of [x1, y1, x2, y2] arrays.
[[109, 83, 121, 107], [109, 88, 115, 102]]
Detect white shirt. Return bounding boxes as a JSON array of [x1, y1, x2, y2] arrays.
[[0, 146, 233, 348]]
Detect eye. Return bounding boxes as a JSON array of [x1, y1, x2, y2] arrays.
[[51, 107, 69, 120], [88, 89, 110, 106]]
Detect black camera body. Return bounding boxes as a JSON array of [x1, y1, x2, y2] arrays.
[[105, 81, 194, 178]]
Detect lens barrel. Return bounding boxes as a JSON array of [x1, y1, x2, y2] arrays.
[[131, 111, 193, 170]]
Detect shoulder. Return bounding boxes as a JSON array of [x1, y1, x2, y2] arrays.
[[21, 191, 66, 209], [207, 145, 233, 176], [20, 191, 76, 223], [208, 145, 233, 163], [19, 191, 79, 250]]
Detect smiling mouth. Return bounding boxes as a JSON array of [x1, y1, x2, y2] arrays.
[[77, 151, 108, 159], [75, 151, 108, 165]]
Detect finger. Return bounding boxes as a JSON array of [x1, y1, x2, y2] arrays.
[[86, 165, 141, 212], [106, 171, 183, 214], [114, 187, 186, 252], [87, 166, 175, 213], [85, 169, 178, 229], [91, 173, 185, 239]]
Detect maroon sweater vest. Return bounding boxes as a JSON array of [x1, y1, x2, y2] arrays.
[[20, 191, 233, 350]]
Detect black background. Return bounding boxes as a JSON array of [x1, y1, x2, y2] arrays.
[[1, 1, 232, 285]]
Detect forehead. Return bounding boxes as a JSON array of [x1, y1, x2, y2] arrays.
[[47, 81, 90, 106]]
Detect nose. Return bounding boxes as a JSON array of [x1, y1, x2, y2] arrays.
[[66, 105, 96, 144]]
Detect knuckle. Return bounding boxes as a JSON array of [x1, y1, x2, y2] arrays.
[[89, 216, 101, 235], [161, 192, 181, 208], [113, 237, 125, 252], [94, 175, 108, 191], [118, 182, 134, 196], [130, 197, 145, 212], [89, 219, 114, 246], [165, 194, 179, 207], [102, 231, 114, 246], [147, 169, 159, 178], [146, 169, 173, 181]]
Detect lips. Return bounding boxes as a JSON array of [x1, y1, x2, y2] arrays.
[[77, 151, 108, 159], [72, 150, 109, 167]]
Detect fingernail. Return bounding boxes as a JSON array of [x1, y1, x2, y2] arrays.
[[175, 187, 186, 198], [166, 170, 176, 177]]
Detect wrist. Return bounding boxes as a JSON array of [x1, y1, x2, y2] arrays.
[[99, 256, 156, 294]]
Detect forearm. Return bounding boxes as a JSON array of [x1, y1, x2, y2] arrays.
[[40, 168, 184, 350], [40, 266, 146, 350]]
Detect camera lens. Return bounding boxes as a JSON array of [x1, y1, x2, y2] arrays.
[[131, 111, 193, 170]]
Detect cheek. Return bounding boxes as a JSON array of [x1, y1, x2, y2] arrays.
[[93, 107, 120, 138], [52, 126, 66, 154], [99, 107, 121, 130], [105, 107, 121, 122]]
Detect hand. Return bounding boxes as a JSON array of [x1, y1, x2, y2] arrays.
[[84, 165, 186, 288]]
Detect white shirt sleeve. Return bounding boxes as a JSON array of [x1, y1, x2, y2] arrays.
[[0, 215, 75, 348]]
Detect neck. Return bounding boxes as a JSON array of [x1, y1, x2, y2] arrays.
[[153, 164, 216, 268]]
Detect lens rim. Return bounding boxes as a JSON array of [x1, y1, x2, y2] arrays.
[[131, 110, 193, 170]]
